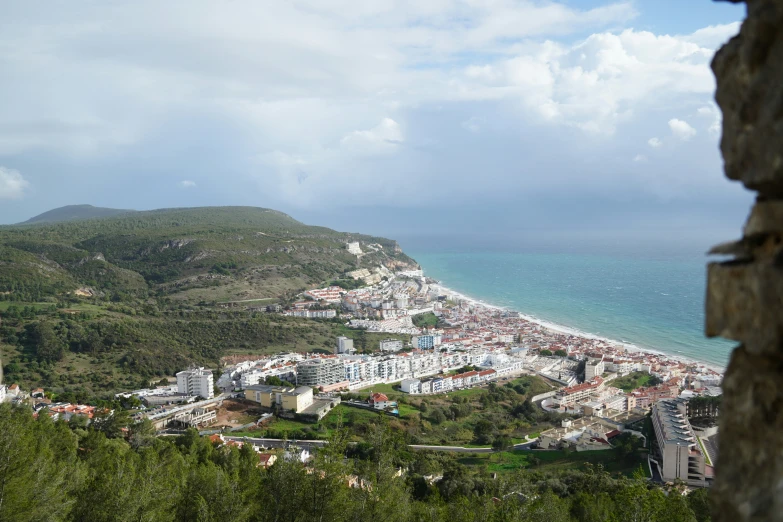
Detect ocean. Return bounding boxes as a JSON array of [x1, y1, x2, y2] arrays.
[[403, 243, 735, 370]]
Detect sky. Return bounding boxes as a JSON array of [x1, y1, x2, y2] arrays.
[[0, 0, 752, 251]]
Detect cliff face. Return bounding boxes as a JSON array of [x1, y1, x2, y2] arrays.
[[707, 2, 783, 520]]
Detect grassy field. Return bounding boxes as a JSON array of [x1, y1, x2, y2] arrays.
[[359, 382, 402, 395], [611, 372, 661, 392], [459, 449, 650, 477]]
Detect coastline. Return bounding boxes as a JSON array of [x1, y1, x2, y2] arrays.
[[428, 279, 726, 375]]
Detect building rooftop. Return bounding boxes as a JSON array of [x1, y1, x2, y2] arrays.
[[654, 399, 698, 446]]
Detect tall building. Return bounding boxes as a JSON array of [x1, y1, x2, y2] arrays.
[[651, 399, 707, 486], [176, 368, 214, 399], [585, 355, 605, 380], [296, 359, 345, 387], [415, 335, 441, 349], [336, 336, 355, 354]]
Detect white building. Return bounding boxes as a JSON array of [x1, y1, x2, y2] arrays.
[[288, 309, 337, 319], [651, 399, 707, 486], [585, 355, 605, 381], [0, 384, 5, 404], [337, 336, 355, 354], [401, 379, 421, 394], [347, 242, 363, 255], [379, 339, 404, 352], [176, 368, 215, 399]]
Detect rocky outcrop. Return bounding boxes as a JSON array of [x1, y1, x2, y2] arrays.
[[707, 2, 783, 520]]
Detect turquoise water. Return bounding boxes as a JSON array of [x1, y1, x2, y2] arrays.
[[406, 250, 734, 369]]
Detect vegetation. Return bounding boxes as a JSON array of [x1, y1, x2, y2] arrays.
[[253, 376, 564, 447], [688, 395, 721, 428], [0, 206, 417, 302], [412, 312, 440, 328], [0, 304, 413, 398], [611, 371, 662, 392], [0, 403, 713, 522], [0, 206, 420, 397]]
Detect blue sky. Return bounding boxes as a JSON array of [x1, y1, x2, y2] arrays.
[[0, 0, 750, 249]]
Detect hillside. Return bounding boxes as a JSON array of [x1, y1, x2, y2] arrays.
[[1, 205, 418, 302], [0, 205, 418, 398], [22, 204, 136, 224]]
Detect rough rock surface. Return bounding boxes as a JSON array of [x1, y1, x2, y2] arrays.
[[707, 1, 783, 520]]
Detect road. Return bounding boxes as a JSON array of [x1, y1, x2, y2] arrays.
[[409, 445, 494, 453], [220, 437, 540, 454], [224, 436, 327, 451]]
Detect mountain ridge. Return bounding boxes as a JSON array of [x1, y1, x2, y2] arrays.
[[21, 204, 137, 224], [1, 205, 418, 302]]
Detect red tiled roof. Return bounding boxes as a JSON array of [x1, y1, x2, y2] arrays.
[[371, 393, 389, 402]]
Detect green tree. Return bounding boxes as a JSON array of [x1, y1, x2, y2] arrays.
[[91, 408, 131, 439], [26, 321, 66, 362], [0, 405, 83, 522]]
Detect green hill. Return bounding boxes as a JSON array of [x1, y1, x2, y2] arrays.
[[0, 205, 418, 398], [21, 204, 136, 224], [1, 205, 417, 302]]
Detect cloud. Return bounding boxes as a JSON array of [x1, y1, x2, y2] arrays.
[[340, 118, 403, 155], [668, 118, 697, 140], [0, 167, 30, 199], [633, 154, 647, 162], [180, 180, 196, 188], [697, 105, 722, 135], [0, 2, 744, 220]]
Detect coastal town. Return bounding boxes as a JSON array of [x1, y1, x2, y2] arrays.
[[0, 245, 724, 489]]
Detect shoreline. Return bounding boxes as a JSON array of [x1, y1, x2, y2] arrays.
[[428, 280, 726, 375]]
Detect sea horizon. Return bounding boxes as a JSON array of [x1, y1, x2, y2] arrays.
[[402, 241, 735, 371]]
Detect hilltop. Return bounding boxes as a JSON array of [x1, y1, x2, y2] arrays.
[[21, 204, 137, 224]]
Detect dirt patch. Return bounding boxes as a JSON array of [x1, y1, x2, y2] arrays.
[[211, 399, 266, 429]]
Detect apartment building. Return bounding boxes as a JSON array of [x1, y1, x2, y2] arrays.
[[296, 358, 346, 388], [337, 336, 355, 354], [651, 399, 707, 486], [585, 354, 605, 381], [379, 339, 404, 352], [244, 384, 314, 413], [176, 368, 214, 399], [554, 377, 605, 406]]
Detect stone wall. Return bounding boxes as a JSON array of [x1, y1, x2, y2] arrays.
[[706, 1, 783, 520]]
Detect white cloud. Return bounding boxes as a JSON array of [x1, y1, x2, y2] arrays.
[[683, 22, 741, 49], [669, 118, 697, 140], [180, 180, 196, 188], [633, 154, 647, 162], [0, 2, 742, 210], [697, 104, 722, 135], [340, 118, 403, 155], [448, 25, 732, 134], [0, 167, 30, 199]]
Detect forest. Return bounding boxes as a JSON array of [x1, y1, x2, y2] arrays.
[[0, 403, 712, 522]]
